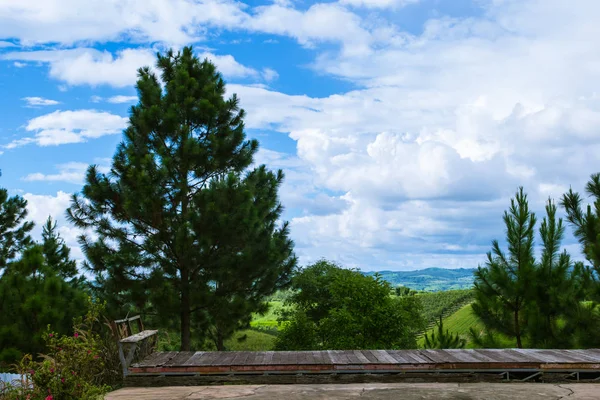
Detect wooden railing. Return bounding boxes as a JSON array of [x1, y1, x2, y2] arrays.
[[112, 315, 158, 376]]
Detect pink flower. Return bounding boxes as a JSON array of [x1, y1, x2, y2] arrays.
[[48, 333, 53, 338], [29, 369, 35, 376], [93, 355, 99, 359], [61, 378, 65, 383], [49, 368, 54, 373], [71, 371, 76, 375], [74, 332, 79, 338], [87, 350, 91, 354], [45, 396, 53, 400]]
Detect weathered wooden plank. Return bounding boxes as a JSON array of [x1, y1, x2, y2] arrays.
[[352, 350, 371, 364], [565, 350, 600, 363], [386, 350, 416, 364], [441, 349, 483, 364], [369, 350, 395, 364], [467, 350, 503, 363], [420, 350, 456, 363], [264, 351, 275, 365], [182, 351, 206, 366], [509, 349, 548, 363], [139, 351, 177, 367], [164, 351, 196, 366], [120, 330, 158, 344]]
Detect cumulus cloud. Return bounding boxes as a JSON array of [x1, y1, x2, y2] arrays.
[[4, 48, 270, 87], [107, 95, 138, 104], [22, 191, 85, 262], [22, 97, 60, 106], [339, 0, 420, 9], [0, 0, 248, 46], [198, 52, 259, 78], [5, 110, 128, 148], [3, 48, 156, 87], [22, 161, 110, 185]]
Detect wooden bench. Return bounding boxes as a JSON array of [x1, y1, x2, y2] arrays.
[[112, 315, 158, 376]]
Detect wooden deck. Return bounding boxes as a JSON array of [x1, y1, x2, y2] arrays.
[[127, 349, 600, 384]]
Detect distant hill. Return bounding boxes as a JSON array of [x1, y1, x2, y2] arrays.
[[362, 267, 476, 292]]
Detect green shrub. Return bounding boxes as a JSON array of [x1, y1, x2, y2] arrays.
[[0, 298, 112, 400]]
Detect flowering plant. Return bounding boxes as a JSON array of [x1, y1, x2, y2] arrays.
[[0, 298, 111, 400]]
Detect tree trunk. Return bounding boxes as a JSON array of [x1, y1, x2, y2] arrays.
[[181, 269, 191, 351], [514, 309, 522, 349], [216, 329, 224, 351]]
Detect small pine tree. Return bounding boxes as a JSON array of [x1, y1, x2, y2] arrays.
[[424, 314, 466, 349], [472, 187, 536, 348], [42, 216, 78, 280]]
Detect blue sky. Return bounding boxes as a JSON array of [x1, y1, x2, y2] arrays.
[[0, 0, 599, 270]]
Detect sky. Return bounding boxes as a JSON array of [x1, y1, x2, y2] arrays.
[[0, 0, 599, 271]]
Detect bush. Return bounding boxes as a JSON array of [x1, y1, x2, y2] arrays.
[[0, 299, 113, 400]]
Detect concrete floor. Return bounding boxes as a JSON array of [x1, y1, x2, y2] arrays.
[[105, 383, 600, 399]]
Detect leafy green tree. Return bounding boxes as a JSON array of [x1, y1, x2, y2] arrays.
[[275, 260, 425, 350], [424, 314, 466, 349], [67, 46, 296, 351], [0, 184, 33, 272], [472, 187, 536, 348], [395, 285, 415, 297]]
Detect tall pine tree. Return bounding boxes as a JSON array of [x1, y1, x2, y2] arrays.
[[527, 199, 587, 348], [472, 187, 536, 348], [67, 47, 297, 351]]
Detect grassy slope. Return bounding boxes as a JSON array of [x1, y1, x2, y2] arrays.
[[250, 301, 284, 329], [418, 303, 482, 348], [224, 329, 276, 351]]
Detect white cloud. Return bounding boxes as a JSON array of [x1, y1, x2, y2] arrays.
[[3, 48, 156, 88], [262, 67, 279, 82], [339, 0, 419, 9], [246, 3, 374, 56], [107, 95, 138, 104], [5, 110, 127, 148], [4, 48, 266, 87], [219, 0, 600, 269], [23, 161, 110, 185], [198, 52, 259, 78], [13, 61, 26, 68], [0, 0, 248, 46], [22, 97, 60, 106], [22, 191, 85, 262]]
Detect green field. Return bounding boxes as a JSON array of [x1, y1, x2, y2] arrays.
[[415, 289, 474, 324], [250, 300, 285, 329], [419, 303, 482, 348], [224, 329, 276, 351]]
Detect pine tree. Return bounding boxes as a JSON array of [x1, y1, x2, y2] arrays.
[[424, 314, 466, 349], [0, 178, 34, 271], [526, 199, 585, 348], [561, 173, 600, 296], [41, 216, 78, 280], [472, 187, 536, 348], [67, 47, 297, 351]]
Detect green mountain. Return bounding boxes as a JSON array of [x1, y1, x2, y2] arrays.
[[363, 268, 476, 292]]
